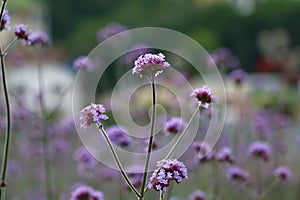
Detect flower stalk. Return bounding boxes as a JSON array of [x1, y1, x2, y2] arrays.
[[139, 80, 156, 199], [97, 124, 141, 198]]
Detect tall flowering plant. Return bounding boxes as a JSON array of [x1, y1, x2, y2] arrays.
[[79, 53, 217, 200]]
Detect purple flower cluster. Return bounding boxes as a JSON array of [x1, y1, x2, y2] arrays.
[[208, 47, 240, 68], [96, 22, 128, 41], [248, 141, 272, 161], [273, 166, 292, 181], [14, 24, 30, 40], [28, 31, 50, 46], [106, 125, 131, 147], [163, 117, 186, 135], [73, 147, 97, 176], [189, 190, 207, 200], [73, 56, 95, 72], [80, 104, 108, 128], [228, 68, 247, 85], [192, 141, 214, 162], [148, 159, 188, 192], [216, 146, 234, 163], [70, 185, 105, 200], [0, 9, 10, 31], [227, 166, 250, 182], [133, 53, 170, 78], [190, 85, 217, 109]]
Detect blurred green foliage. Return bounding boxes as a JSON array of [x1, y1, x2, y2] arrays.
[[46, 0, 300, 70]]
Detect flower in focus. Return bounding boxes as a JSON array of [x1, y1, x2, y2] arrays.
[[227, 166, 250, 182], [70, 185, 105, 200], [106, 125, 131, 147], [248, 141, 272, 161], [14, 24, 30, 40], [189, 190, 207, 200], [163, 117, 186, 135], [73, 56, 95, 72], [148, 159, 188, 192], [216, 146, 234, 164], [80, 103, 108, 128], [0, 9, 10, 31], [96, 22, 128, 41], [190, 85, 217, 109], [133, 53, 170, 78], [273, 166, 292, 181], [28, 31, 50, 46], [192, 141, 214, 163]]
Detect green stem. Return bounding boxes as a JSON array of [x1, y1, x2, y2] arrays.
[[159, 190, 164, 200], [0, 0, 8, 26], [3, 38, 18, 56], [165, 108, 199, 159], [98, 125, 141, 198], [140, 81, 156, 199], [36, 50, 53, 200], [0, 43, 11, 200]]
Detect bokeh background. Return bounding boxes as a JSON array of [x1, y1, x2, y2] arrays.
[[1, 0, 300, 199]]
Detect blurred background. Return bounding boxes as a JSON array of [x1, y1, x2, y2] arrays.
[[1, 0, 300, 199]]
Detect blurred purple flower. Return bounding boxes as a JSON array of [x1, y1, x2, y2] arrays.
[[144, 137, 159, 152], [14, 24, 30, 40], [80, 103, 108, 128], [192, 141, 214, 163], [73, 56, 95, 72], [0, 9, 10, 31], [96, 22, 128, 41], [228, 68, 247, 85], [163, 117, 186, 135], [189, 190, 207, 200], [28, 31, 50, 46], [123, 43, 150, 64], [216, 146, 234, 163], [190, 85, 217, 109], [133, 53, 170, 78], [74, 147, 96, 170], [253, 112, 271, 139], [8, 160, 21, 177], [70, 185, 104, 200], [208, 47, 240, 69], [148, 159, 188, 192], [124, 165, 143, 190], [106, 125, 131, 147], [273, 166, 292, 181], [248, 141, 272, 161], [227, 166, 250, 182]]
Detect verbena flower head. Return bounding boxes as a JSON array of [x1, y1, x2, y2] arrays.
[[80, 104, 108, 128], [106, 125, 131, 147], [192, 141, 214, 163], [73, 56, 95, 72], [248, 141, 272, 161], [228, 68, 247, 85], [148, 159, 188, 192], [0, 9, 10, 31], [189, 190, 207, 200], [273, 166, 292, 181], [208, 47, 240, 68], [96, 22, 128, 41], [133, 53, 170, 79], [163, 117, 186, 135], [28, 31, 50, 46], [14, 24, 30, 40], [216, 146, 234, 163], [227, 166, 250, 182], [70, 185, 105, 200], [190, 85, 217, 109]]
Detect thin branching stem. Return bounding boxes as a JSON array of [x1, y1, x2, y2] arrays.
[[98, 124, 141, 198], [140, 81, 156, 199], [0, 43, 11, 200]]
